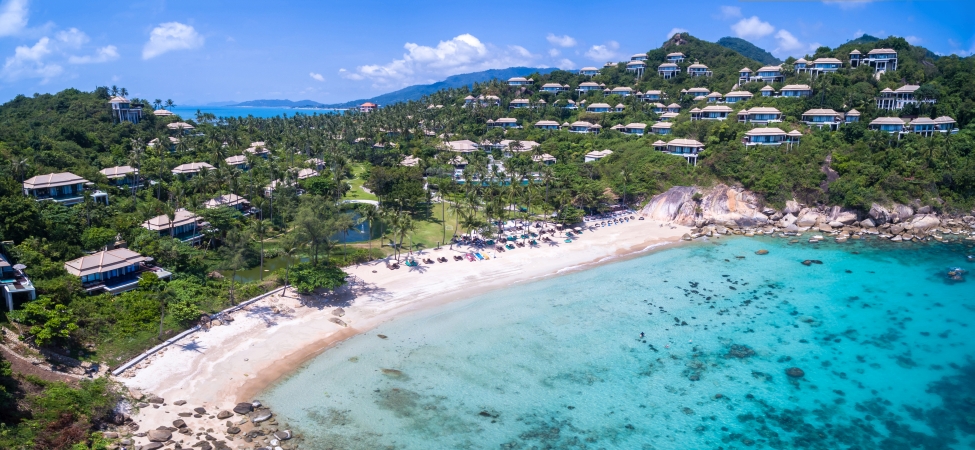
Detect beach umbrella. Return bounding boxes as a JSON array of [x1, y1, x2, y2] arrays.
[[13, 264, 26, 270], [574, 227, 582, 231]]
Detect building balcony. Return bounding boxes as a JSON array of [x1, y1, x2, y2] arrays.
[[81, 264, 173, 295]]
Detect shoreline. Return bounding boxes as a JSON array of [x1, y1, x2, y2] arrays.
[[119, 218, 690, 448]]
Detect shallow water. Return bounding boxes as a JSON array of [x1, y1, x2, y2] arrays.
[[262, 236, 975, 449]]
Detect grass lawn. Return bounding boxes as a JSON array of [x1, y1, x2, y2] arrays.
[[342, 163, 378, 201]]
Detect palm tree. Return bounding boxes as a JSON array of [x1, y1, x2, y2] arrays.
[[357, 204, 381, 258], [279, 233, 304, 297], [249, 219, 271, 282], [165, 99, 176, 110]]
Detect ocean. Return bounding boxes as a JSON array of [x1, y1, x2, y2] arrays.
[[262, 236, 975, 449], [168, 105, 342, 120]]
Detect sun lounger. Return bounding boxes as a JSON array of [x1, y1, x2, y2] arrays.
[[475, 253, 484, 260]]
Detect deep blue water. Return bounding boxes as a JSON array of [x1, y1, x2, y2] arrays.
[[263, 236, 975, 449], [168, 105, 342, 120]]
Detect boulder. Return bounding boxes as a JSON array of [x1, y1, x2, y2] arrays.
[[332, 308, 345, 317], [784, 224, 799, 233], [868, 203, 890, 224], [909, 214, 941, 232], [194, 407, 207, 414], [783, 200, 801, 215], [147, 429, 172, 442], [227, 426, 241, 435], [834, 211, 858, 225], [252, 410, 273, 423], [785, 367, 805, 378], [143, 443, 164, 450], [174, 400, 187, 406], [859, 218, 876, 228], [891, 204, 914, 223], [103, 432, 119, 439], [796, 212, 820, 228], [890, 224, 905, 235], [917, 205, 933, 214], [128, 388, 144, 400], [172, 419, 187, 428], [147, 396, 164, 404], [273, 430, 292, 440], [778, 213, 797, 228], [217, 411, 233, 420], [818, 224, 834, 233], [233, 403, 254, 414]]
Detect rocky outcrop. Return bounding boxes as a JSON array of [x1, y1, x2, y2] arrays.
[[639, 185, 975, 243]]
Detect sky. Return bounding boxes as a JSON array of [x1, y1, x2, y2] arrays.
[[0, 0, 973, 105]]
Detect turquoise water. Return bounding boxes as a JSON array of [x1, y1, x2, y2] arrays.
[[168, 105, 342, 120], [262, 236, 975, 449]]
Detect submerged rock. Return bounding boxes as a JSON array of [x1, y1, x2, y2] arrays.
[[786, 367, 805, 378], [755, 249, 769, 255], [725, 344, 756, 359]]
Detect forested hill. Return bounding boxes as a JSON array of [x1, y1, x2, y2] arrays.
[[717, 37, 782, 65], [322, 67, 557, 108]]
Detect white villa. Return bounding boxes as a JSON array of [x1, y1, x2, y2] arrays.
[[737, 107, 783, 124], [579, 67, 600, 77], [691, 105, 733, 121], [535, 120, 561, 131], [853, 48, 898, 73], [541, 83, 570, 93], [876, 85, 933, 110], [687, 63, 712, 77], [780, 84, 813, 98], [666, 52, 685, 63], [584, 149, 613, 162], [801, 109, 847, 130], [23, 172, 108, 206], [619, 123, 647, 136], [507, 77, 533, 86], [626, 60, 646, 76], [665, 139, 705, 165], [658, 63, 680, 79], [109, 96, 143, 124], [569, 121, 601, 134], [171, 162, 215, 178], [651, 122, 673, 135]]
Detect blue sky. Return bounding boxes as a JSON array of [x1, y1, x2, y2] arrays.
[[0, 0, 973, 105]]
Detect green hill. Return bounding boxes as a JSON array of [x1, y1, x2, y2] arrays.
[[717, 37, 782, 65]]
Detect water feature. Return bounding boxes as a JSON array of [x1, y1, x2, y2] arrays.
[[262, 236, 975, 449]]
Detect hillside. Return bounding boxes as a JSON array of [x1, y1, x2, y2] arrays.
[[717, 37, 782, 65], [323, 67, 556, 108]]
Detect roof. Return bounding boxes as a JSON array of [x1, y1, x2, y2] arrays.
[[849, 49, 862, 55], [794, 58, 808, 63], [686, 87, 710, 94], [706, 92, 723, 98], [579, 81, 600, 87], [153, 109, 174, 116], [570, 121, 595, 127], [934, 116, 956, 124], [360, 102, 377, 107], [587, 103, 612, 109], [108, 96, 129, 103], [532, 153, 556, 162], [510, 98, 530, 104], [631, 53, 646, 58], [580, 66, 599, 71], [744, 107, 781, 114], [867, 48, 897, 55], [171, 162, 215, 174], [756, 65, 782, 72], [659, 112, 679, 119], [812, 57, 842, 64], [142, 208, 199, 231], [687, 63, 709, 69], [24, 172, 87, 189], [894, 84, 920, 93], [652, 140, 667, 146], [846, 109, 861, 116], [495, 118, 518, 123], [787, 130, 803, 137], [760, 86, 776, 91], [99, 166, 138, 179], [400, 156, 420, 167], [667, 139, 704, 148], [166, 122, 195, 130], [535, 120, 560, 126], [870, 117, 907, 126], [611, 87, 633, 92], [803, 108, 841, 116], [908, 117, 936, 125], [781, 84, 812, 91], [225, 155, 248, 165], [626, 61, 646, 66], [666, 52, 685, 57], [725, 91, 754, 97], [644, 90, 665, 95], [499, 140, 540, 152], [658, 63, 679, 69], [623, 123, 647, 129], [667, 103, 680, 108], [745, 127, 787, 136], [700, 105, 734, 113], [446, 140, 479, 152], [541, 83, 564, 88], [652, 122, 673, 129], [585, 149, 613, 159], [205, 194, 249, 209], [448, 156, 467, 165], [64, 248, 148, 277], [296, 168, 319, 180], [739, 67, 753, 72], [508, 77, 530, 82]]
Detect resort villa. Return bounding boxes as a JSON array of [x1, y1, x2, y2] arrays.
[[141, 208, 206, 244], [99, 165, 139, 188], [171, 162, 216, 178], [359, 102, 377, 113], [296, 168, 319, 180], [225, 155, 249, 170], [876, 85, 933, 110], [1, 253, 35, 312], [871, 116, 959, 136], [400, 155, 420, 167], [64, 248, 171, 295], [109, 96, 143, 124], [487, 118, 521, 129], [665, 139, 705, 165], [577, 82, 603, 93], [659, 112, 679, 121], [685, 87, 710, 100], [737, 107, 783, 124], [691, 105, 733, 121], [626, 61, 646, 76], [619, 123, 647, 136], [166, 122, 195, 135], [586, 103, 621, 113], [507, 77, 533, 86], [541, 83, 569, 94], [641, 90, 667, 102], [630, 53, 648, 61], [579, 67, 600, 77], [23, 172, 108, 206], [651, 122, 673, 135], [742, 127, 790, 146], [245, 142, 271, 158], [204, 193, 250, 211], [658, 63, 680, 79], [445, 140, 480, 153], [666, 52, 685, 63], [802, 109, 847, 130], [687, 63, 712, 77], [584, 149, 613, 162], [570, 121, 601, 134], [869, 117, 908, 133], [706, 92, 723, 103], [760, 86, 776, 97], [535, 120, 561, 131], [809, 58, 842, 73], [509, 99, 530, 109], [780, 85, 813, 98], [724, 91, 754, 103], [846, 110, 861, 123], [611, 87, 634, 97], [741, 65, 784, 83], [738, 67, 753, 84], [856, 48, 898, 73], [532, 154, 557, 165]]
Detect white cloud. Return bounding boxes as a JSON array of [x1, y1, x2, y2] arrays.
[[823, 0, 873, 10], [731, 16, 775, 39], [142, 22, 204, 60], [548, 48, 560, 57], [546, 33, 576, 48], [773, 29, 820, 57], [0, 0, 28, 37], [719, 6, 741, 19], [56, 27, 89, 48], [585, 41, 619, 61], [309, 72, 324, 82], [2, 36, 62, 81], [905, 36, 921, 44], [68, 45, 119, 64], [339, 68, 364, 80], [556, 58, 575, 70], [666, 28, 688, 40], [348, 34, 536, 87]]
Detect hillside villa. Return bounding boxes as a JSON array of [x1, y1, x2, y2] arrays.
[[665, 139, 705, 165], [171, 162, 216, 178], [23, 172, 108, 206], [737, 107, 783, 124], [584, 149, 613, 162], [687, 63, 712, 77], [691, 105, 733, 121], [64, 248, 171, 295], [204, 193, 250, 211], [141, 208, 206, 244], [876, 85, 933, 110], [109, 96, 143, 124], [507, 77, 533, 86], [1, 253, 35, 312], [658, 63, 680, 79], [99, 165, 140, 188]]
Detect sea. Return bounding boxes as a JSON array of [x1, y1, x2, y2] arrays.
[[169, 105, 342, 120], [261, 235, 975, 449]]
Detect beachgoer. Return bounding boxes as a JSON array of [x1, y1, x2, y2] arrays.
[[640, 332, 645, 338]]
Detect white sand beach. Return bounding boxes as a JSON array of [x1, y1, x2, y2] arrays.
[[121, 218, 689, 448]]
